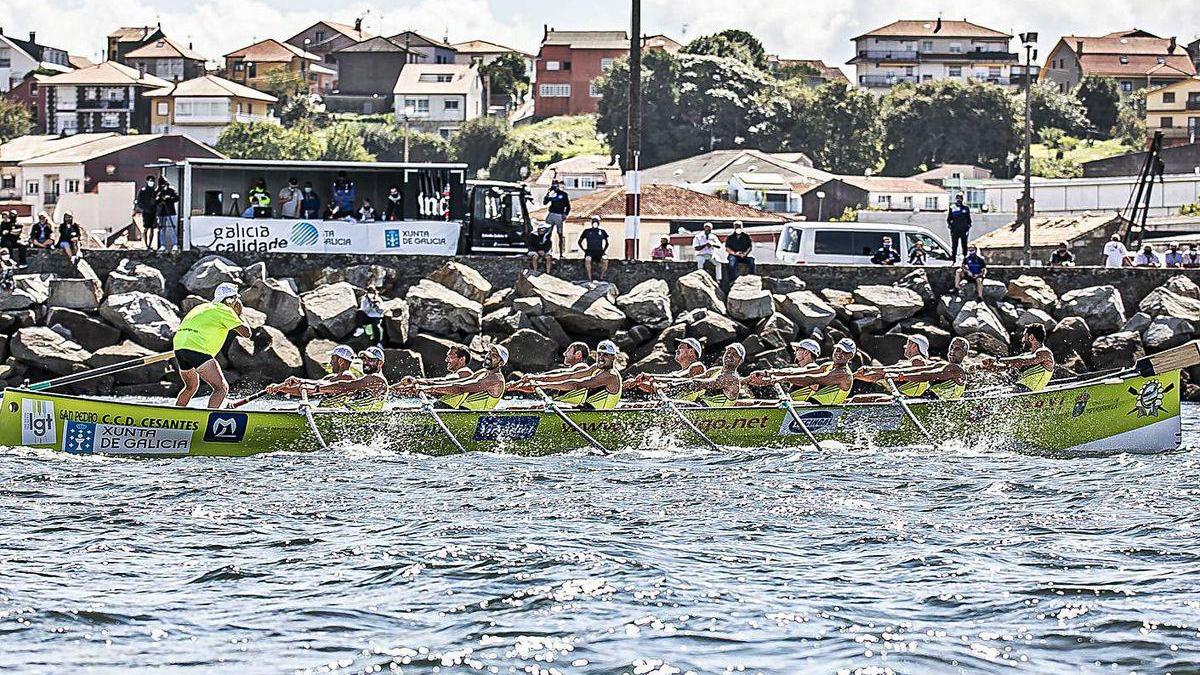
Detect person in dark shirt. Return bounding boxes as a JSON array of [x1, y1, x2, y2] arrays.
[[29, 212, 55, 251], [0, 210, 26, 265], [577, 216, 609, 283], [870, 236, 901, 265], [384, 185, 402, 221], [908, 240, 927, 266], [58, 211, 82, 261], [527, 222, 555, 275], [155, 179, 180, 251], [947, 193, 972, 262], [724, 221, 755, 281], [1048, 242, 1075, 267], [543, 179, 571, 256], [135, 175, 158, 250], [300, 182, 321, 219], [956, 245, 988, 300], [332, 171, 356, 212]]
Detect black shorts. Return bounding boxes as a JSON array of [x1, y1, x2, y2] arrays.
[[174, 348, 214, 371], [585, 250, 605, 263]]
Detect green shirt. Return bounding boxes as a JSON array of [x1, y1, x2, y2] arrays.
[[173, 302, 244, 356]]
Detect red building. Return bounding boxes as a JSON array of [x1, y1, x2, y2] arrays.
[[534, 29, 628, 118], [2, 73, 51, 133]]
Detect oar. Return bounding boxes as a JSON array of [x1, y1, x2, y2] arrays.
[[774, 383, 822, 451], [885, 377, 935, 445], [656, 390, 718, 450], [26, 351, 175, 392], [418, 392, 466, 454], [230, 388, 270, 409], [535, 386, 609, 454], [298, 389, 328, 450]]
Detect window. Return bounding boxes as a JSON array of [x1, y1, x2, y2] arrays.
[[100, 112, 120, 128], [949, 43, 962, 54], [177, 100, 228, 118], [589, 80, 603, 97], [901, 195, 913, 208], [315, 30, 326, 43], [419, 74, 454, 83], [600, 57, 615, 71], [1157, 56, 1166, 64], [1119, 56, 1129, 64], [989, 66, 1001, 79], [905, 232, 951, 261], [443, 99, 459, 111], [233, 62, 245, 72], [64, 179, 81, 193], [0, 48, 10, 68], [402, 97, 430, 114], [813, 230, 900, 256], [948, 66, 962, 77], [562, 61, 571, 71], [876, 195, 892, 208], [1164, 92, 1176, 104], [25, 181, 39, 195], [539, 83, 571, 98], [1162, 116, 1174, 128], [1121, 81, 1134, 93], [156, 101, 168, 115], [921, 40, 933, 52], [925, 196, 939, 209], [545, 60, 560, 71]]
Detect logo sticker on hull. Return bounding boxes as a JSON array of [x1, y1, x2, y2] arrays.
[[1129, 380, 1173, 418], [473, 415, 539, 442], [21, 399, 56, 445], [62, 420, 192, 455], [779, 409, 840, 436], [204, 412, 247, 443]]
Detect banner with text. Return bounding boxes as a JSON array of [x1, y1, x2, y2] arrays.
[[188, 216, 461, 256]]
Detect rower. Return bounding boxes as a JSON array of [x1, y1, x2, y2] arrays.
[[510, 341, 594, 400], [746, 338, 825, 402], [688, 343, 747, 407], [172, 282, 252, 409], [391, 345, 473, 396], [267, 344, 359, 398], [892, 337, 971, 401], [854, 334, 932, 399], [758, 338, 856, 406], [307, 346, 390, 411], [413, 344, 508, 411], [526, 340, 623, 410], [982, 323, 1055, 392], [629, 337, 708, 398]]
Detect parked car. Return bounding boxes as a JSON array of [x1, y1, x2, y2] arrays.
[[775, 222, 954, 266]]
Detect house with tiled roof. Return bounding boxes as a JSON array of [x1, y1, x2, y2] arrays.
[[638, 149, 833, 214], [125, 36, 207, 82], [40, 61, 170, 135], [1041, 29, 1197, 94], [325, 37, 416, 113], [534, 28, 628, 118], [533, 154, 622, 196], [146, 74, 278, 145], [798, 175, 947, 221], [849, 18, 1030, 92], [1143, 76, 1200, 147], [223, 39, 333, 94], [388, 31, 457, 64], [768, 57, 848, 87], [286, 18, 375, 82], [392, 63, 484, 137], [0, 28, 71, 92], [107, 25, 165, 64]]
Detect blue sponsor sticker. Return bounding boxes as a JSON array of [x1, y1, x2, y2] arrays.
[[473, 415, 540, 442], [780, 409, 839, 436], [62, 420, 97, 454], [384, 229, 401, 248], [204, 412, 247, 443], [291, 221, 320, 246]]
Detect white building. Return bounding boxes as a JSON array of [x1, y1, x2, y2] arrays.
[[0, 29, 71, 92], [0, 134, 113, 206], [392, 63, 484, 138], [979, 173, 1200, 217], [145, 75, 278, 146], [728, 172, 801, 213]]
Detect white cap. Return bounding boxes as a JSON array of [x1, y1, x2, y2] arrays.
[[727, 343, 746, 359], [907, 334, 930, 357], [835, 338, 858, 354], [596, 340, 618, 355], [360, 346, 385, 362], [330, 345, 356, 361], [794, 339, 821, 357], [213, 282, 240, 303], [491, 344, 510, 365], [678, 338, 703, 357]]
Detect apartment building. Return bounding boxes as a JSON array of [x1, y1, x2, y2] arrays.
[[1144, 76, 1200, 147], [107, 26, 165, 63], [1041, 30, 1196, 94], [40, 61, 170, 135], [388, 31, 457, 64], [533, 29, 627, 118], [285, 19, 374, 72], [0, 29, 71, 92], [223, 39, 333, 94], [125, 36, 207, 83], [392, 63, 484, 137], [326, 37, 413, 113], [849, 19, 1026, 92], [146, 74, 278, 146]]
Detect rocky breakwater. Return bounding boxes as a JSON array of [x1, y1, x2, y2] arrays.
[[1, 256, 1198, 402]]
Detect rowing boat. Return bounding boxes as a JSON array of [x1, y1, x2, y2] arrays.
[[0, 361, 1185, 457]]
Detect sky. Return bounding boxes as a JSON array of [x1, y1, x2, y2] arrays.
[[3, 0, 1198, 73]]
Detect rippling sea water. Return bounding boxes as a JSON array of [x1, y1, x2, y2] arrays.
[[2, 406, 1199, 674]]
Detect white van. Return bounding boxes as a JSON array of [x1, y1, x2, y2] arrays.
[[774, 222, 954, 266]]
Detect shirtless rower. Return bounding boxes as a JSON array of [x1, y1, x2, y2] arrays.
[[752, 338, 856, 406], [524, 340, 623, 410], [628, 338, 707, 398], [303, 346, 390, 411], [981, 323, 1055, 392], [853, 334, 933, 401], [686, 343, 747, 407], [411, 344, 508, 411], [891, 337, 971, 401], [267, 344, 359, 398], [509, 341, 593, 398]]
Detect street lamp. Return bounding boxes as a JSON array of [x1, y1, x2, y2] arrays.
[[816, 190, 826, 221], [1018, 32, 1038, 266]]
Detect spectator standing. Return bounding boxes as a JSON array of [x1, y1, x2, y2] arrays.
[[0, 248, 14, 290], [0, 210, 26, 265], [247, 178, 271, 215], [1048, 242, 1075, 267], [332, 172, 356, 212], [384, 186, 402, 221], [29, 212, 55, 252], [356, 286, 385, 346], [278, 178, 302, 218], [300, 182, 321, 219], [1164, 243, 1185, 269], [870, 236, 901, 265], [724, 221, 755, 281], [908, 240, 927, 266], [527, 222, 554, 275], [58, 211, 82, 262], [136, 176, 158, 249], [1103, 235, 1129, 267], [692, 222, 721, 278], [542, 179, 571, 256], [1134, 245, 1162, 268], [946, 193, 972, 261], [358, 200, 377, 223], [651, 237, 674, 260], [577, 216, 609, 283], [156, 179, 180, 251], [1184, 243, 1200, 268]]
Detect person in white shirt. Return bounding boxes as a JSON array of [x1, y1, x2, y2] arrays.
[[1102, 235, 1129, 268], [356, 286, 386, 346], [692, 222, 722, 279], [1134, 244, 1162, 268]]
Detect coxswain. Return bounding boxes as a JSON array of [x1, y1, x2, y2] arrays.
[[627, 338, 707, 398], [390, 345, 473, 396], [891, 337, 971, 401], [526, 340, 622, 410], [686, 343, 746, 407], [510, 341, 594, 399], [746, 338, 825, 402], [172, 282, 251, 409], [305, 346, 390, 411], [982, 323, 1055, 392], [854, 334, 932, 399], [756, 338, 856, 406], [412, 344, 508, 411], [267, 344, 359, 398]]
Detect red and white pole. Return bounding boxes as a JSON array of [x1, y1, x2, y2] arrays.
[[624, 151, 640, 260]]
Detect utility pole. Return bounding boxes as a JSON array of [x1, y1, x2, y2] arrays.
[[1019, 33, 1038, 266], [624, 0, 642, 261]]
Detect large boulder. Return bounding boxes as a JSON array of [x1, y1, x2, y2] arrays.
[[1048, 316, 1092, 361], [229, 325, 303, 382], [1007, 275, 1058, 311], [1143, 316, 1196, 353], [745, 312, 798, 358], [242, 278, 303, 332], [1122, 312, 1153, 335], [406, 279, 483, 337], [0, 274, 51, 311], [761, 276, 806, 295], [1055, 285, 1126, 334], [11, 326, 91, 375], [99, 292, 181, 350], [343, 264, 393, 290], [852, 285, 924, 323], [895, 269, 934, 304], [381, 349, 424, 380], [672, 270, 726, 314], [482, 306, 528, 335], [501, 329, 559, 372], [726, 276, 774, 322], [629, 343, 676, 376], [1164, 275, 1200, 300], [86, 341, 167, 385], [48, 277, 103, 311], [616, 279, 673, 326], [46, 307, 121, 352], [778, 290, 836, 334], [105, 261, 166, 295], [1140, 287, 1200, 322], [483, 289, 513, 314], [936, 293, 968, 326], [1016, 308, 1056, 332], [302, 338, 339, 379], [382, 298, 410, 346], [514, 273, 625, 335], [529, 315, 570, 348], [243, 261, 268, 285], [952, 301, 1007, 342], [1091, 331, 1145, 370], [429, 261, 492, 304], [982, 279, 1008, 303], [685, 309, 743, 348], [181, 255, 243, 296], [300, 282, 359, 339]]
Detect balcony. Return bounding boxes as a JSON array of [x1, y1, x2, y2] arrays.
[[76, 99, 131, 110], [859, 75, 919, 87], [854, 50, 921, 63], [1187, 100, 1200, 111], [854, 50, 1017, 64]]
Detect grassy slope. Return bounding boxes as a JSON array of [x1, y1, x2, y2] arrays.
[[511, 114, 610, 166], [1029, 138, 1137, 177]]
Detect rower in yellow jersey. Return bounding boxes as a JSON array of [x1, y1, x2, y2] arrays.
[[630, 338, 708, 401], [981, 323, 1055, 393], [524, 340, 623, 410], [746, 338, 824, 402], [889, 337, 971, 401], [852, 334, 932, 402], [305, 346, 390, 411], [391, 345, 473, 397], [411, 344, 508, 411], [172, 282, 252, 409], [267, 344, 360, 401], [509, 342, 594, 403], [754, 338, 856, 406], [686, 343, 747, 407]]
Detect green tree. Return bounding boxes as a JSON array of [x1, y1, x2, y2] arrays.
[[1026, 82, 1092, 136], [681, 29, 767, 70], [1073, 76, 1122, 137], [488, 139, 534, 181], [1114, 93, 1148, 147], [320, 123, 373, 161], [479, 53, 530, 104], [0, 99, 33, 143], [359, 124, 450, 162], [881, 80, 1020, 176], [451, 116, 511, 176], [789, 80, 885, 174], [215, 121, 292, 159], [596, 50, 704, 167]]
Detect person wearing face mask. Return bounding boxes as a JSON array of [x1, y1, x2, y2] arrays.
[[278, 177, 303, 219], [870, 236, 901, 265], [58, 211, 83, 261], [136, 175, 158, 250], [357, 199, 377, 223], [155, 178, 180, 251], [300, 182, 321, 219], [29, 212, 55, 252], [384, 185, 402, 221], [0, 210, 26, 266], [0, 248, 15, 290]]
